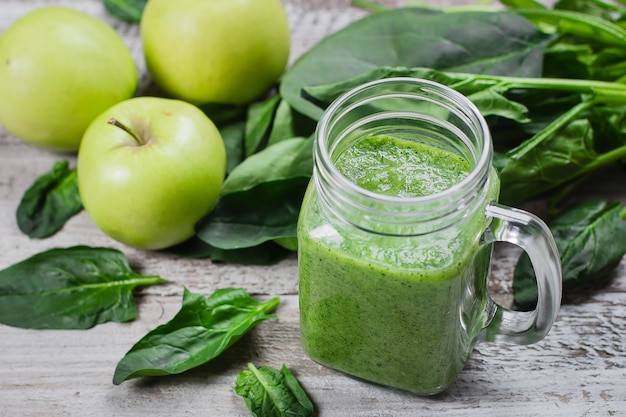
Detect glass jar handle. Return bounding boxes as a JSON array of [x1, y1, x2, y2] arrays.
[[482, 203, 562, 345]]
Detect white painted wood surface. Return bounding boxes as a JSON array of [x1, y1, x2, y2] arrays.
[[1, 1, 625, 416]]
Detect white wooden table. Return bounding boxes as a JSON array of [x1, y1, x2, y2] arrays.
[[1, 1, 625, 416]]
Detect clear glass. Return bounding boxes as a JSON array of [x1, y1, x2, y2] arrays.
[[297, 77, 562, 395]]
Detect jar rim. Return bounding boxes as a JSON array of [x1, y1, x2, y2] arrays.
[[315, 76, 492, 206]]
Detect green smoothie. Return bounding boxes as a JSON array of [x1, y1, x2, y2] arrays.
[[298, 134, 498, 394]]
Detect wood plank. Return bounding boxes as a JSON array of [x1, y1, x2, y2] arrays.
[[2, 294, 625, 416]]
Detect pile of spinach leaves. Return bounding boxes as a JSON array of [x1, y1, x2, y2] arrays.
[[20, 0, 626, 307], [197, 0, 626, 306]]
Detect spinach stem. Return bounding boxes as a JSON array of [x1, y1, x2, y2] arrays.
[[350, 0, 389, 12], [493, 76, 626, 104], [513, 8, 626, 47], [580, 143, 626, 175], [508, 100, 594, 158]]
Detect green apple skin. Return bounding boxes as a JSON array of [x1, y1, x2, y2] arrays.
[[77, 97, 226, 250], [140, 0, 290, 105], [0, 6, 137, 152]]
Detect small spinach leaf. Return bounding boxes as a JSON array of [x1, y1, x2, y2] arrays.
[[235, 363, 314, 417], [220, 120, 247, 175], [221, 136, 313, 195], [16, 160, 82, 239], [245, 95, 282, 156], [113, 288, 279, 385], [103, 0, 147, 22], [513, 200, 626, 309], [0, 246, 165, 329], [266, 100, 317, 148]]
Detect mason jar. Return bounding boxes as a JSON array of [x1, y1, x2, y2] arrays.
[[297, 77, 562, 395]]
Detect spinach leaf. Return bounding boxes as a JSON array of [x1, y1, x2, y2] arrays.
[[198, 102, 248, 128], [195, 137, 313, 250], [113, 288, 279, 385], [235, 363, 314, 417], [245, 95, 282, 156], [266, 100, 317, 148], [496, 117, 599, 204], [103, 0, 147, 22], [16, 160, 83, 239], [220, 120, 247, 175], [164, 237, 290, 265], [0, 246, 165, 329], [496, 101, 626, 204], [221, 136, 313, 195], [513, 201, 626, 309], [195, 177, 309, 250], [280, 8, 553, 120]]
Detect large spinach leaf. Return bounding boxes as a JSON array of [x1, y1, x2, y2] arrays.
[[113, 288, 279, 384], [280, 8, 553, 120], [16, 160, 83, 239], [235, 363, 314, 417], [513, 200, 626, 309], [0, 246, 165, 329]]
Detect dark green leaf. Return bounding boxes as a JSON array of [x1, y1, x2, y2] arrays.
[[196, 137, 312, 250], [496, 118, 598, 204], [164, 237, 290, 265], [0, 246, 165, 329], [266, 100, 317, 147], [513, 201, 626, 308], [280, 9, 552, 120], [245, 95, 282, 156], [113, 288, 279, 384], [221, 136, 313, 195], [198, 102, 248, 128], [103, 0, 147, 22], [235, 363, 314, 417], [195, 177, 309, 250], [220, 120, 247, 175], [16, 160, 83, 239], [542, 42, 594, 80]]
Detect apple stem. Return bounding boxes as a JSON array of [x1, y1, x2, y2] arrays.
[[107, 118, 144, 145]]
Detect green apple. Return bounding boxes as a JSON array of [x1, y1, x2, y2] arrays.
[[77, 97, 226, 250], [0, 6, 137, 152], [140, 0, 290, 105]]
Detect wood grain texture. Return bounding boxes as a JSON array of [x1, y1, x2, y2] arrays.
[[1, 1, 625, 416]]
